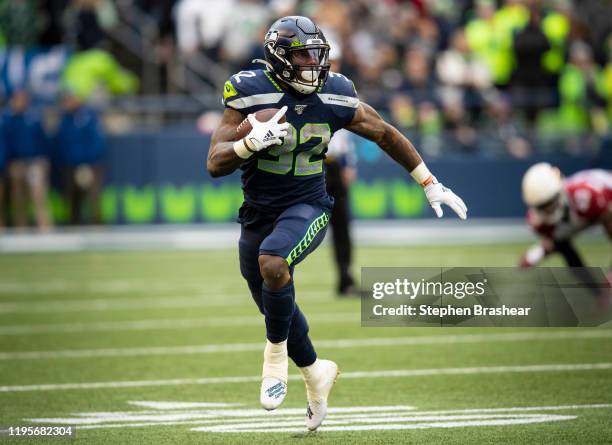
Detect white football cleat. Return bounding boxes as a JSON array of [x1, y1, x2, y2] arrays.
[[260, 339, 288, 410], [300, 359, 339, 431]]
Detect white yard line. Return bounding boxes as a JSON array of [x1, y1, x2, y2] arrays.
[[127, 401, 243, 410], [0, 296, 244, 313], [23, 403, 612, 431], [0, 290, 332, 314], [0, 280, 232, 296], [1, 330, 611, 360], [44, 414, 577, 431], [1, 362, 611, 393], [392, 403, 612, 415], [0, 313, 359, 335], [193, 415, 577, 433]]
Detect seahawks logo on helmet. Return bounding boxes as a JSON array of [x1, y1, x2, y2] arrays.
[[261, 16, 331, 95], [266, 30, 279, 42]]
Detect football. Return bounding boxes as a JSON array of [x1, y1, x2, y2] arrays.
[[235, 108, 286, 140]]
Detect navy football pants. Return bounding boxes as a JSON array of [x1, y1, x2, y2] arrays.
[[239, 202, 330, 367]]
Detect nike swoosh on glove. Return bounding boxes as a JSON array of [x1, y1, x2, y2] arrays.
[[424, 177, 468, 220]]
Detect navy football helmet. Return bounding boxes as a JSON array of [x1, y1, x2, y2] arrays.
[[261, 16, 330, 94]]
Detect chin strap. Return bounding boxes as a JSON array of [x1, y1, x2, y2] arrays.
[[290, 82, 317, 94], [252, 58, 274, 71], [252, 59, 288, 89]]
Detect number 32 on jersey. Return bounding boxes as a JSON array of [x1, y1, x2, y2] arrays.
[[258, 123, 331, 176]]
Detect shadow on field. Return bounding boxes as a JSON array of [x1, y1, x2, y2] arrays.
[[291, 431, 320, 439]]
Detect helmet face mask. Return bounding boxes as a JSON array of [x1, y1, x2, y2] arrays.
[[288, 46, 329, 90], [264, 17, 331, 94], [534, 191, 567, 225]]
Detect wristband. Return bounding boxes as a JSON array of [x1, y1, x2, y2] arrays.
[[233, 139, 254, 159], [410, 162, 434, 186]]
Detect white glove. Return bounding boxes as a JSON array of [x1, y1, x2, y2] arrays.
[[424, 177, 468, 220], [245, 106, 289, 152]]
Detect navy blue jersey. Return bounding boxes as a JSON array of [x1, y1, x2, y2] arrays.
[[223, 69, 359, 212]]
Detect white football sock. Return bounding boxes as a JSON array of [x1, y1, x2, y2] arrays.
[[262, 339, 288, 381]]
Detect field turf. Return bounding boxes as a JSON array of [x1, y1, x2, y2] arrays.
[[0, 241, 610, 444]]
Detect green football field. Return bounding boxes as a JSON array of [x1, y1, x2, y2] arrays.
[[0, 241, 611, 444]]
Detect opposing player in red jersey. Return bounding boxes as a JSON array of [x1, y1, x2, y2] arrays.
[[519, 163, 612, 268]]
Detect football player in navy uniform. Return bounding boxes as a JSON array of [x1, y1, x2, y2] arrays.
[[207, 16, 467, 430]]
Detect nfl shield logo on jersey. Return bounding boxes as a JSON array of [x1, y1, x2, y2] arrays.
[[294, 104, 308, 115]]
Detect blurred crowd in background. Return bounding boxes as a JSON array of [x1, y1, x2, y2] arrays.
[[0, 0, 610, 229], [0, 89, 105, 230], [182, 0, 612, 157]]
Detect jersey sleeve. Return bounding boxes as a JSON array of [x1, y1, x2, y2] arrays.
[[222, 75, 255, 113], [321, 72, 360, 130], [221, 70, 281, 115], [566, 182, 609, 221], [222, 77, 241, 109]]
